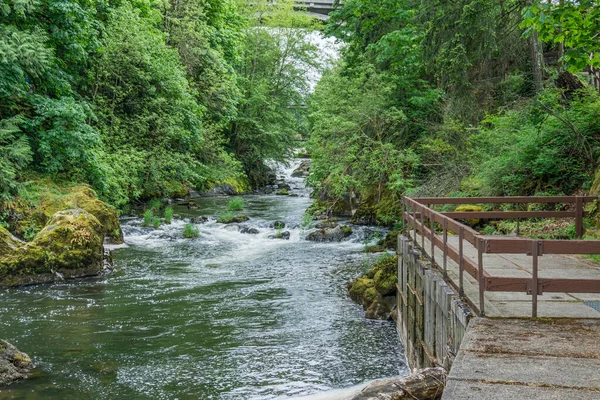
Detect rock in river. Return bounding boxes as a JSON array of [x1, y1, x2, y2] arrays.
[[0, 340, 34, 386], [0, 209, 107, 287], [306, 225, 352, 242]]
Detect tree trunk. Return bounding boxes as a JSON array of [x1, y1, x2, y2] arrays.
[[530, 30, 544, 93], [346, 367, 447, 400]]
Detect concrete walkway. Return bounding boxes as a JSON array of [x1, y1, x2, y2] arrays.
[[442, 318, 600, 399], [416, 233, 600, 318]]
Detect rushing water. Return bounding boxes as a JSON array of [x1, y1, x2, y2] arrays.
[[0, 160, 408, 399]]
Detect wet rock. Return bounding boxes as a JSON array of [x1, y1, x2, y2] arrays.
[[291, 160, 311, 177], [306, 225, 352, 242], [0, 209, 107, 287], [277, 183, 291, 190], [315, 218, 339, 230], [187, 202, 199, 210], [240, 226, 260, 235], [348, 255, 398, 320], [269, 231, 290, 240], [190, 216, 209, 224], [217, 215, 249, 224], [271, 221, 286, 229], [0, 340, 34, 386], [223, 224, 240, 232], [211, 184, 237, 196], [344, 368, 447, 400]]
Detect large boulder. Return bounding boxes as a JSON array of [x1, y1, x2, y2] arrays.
[[0, 209, 106, 287], [291, 160, 311, 177], [3, 185, 122, 244], [0, 340, 34, 386], [306, 225, 352, 242]]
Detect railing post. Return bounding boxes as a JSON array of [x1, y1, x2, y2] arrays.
[[420, 208, 425, 251], [575, 196, 584, 238], [531, 240, 540, 318], [430, 209, 435, 265], [412, 208, 417, 246], [477, 237, 485, 317], [401, 198, 407, 235], [459, 226, 464, 297], [442, 218, 448, 278]]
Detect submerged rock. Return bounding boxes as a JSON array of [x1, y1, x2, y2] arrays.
[[306, 225, 352, 242], [271, 221, 286, 229], [0, 209, 107, 287], [348, 255, 398, 320], [269, 231, 291, 240], [190, 216, 210, 224], [0, 340, 34, 386], [240, 226, 260, 234]]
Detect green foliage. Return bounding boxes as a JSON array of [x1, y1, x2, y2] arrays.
[[183, 223, 199, 238], [471, 89, 600, 196], [143, 210, 153, 227], [227, 198, 244, 211], [152, 216, 161, 230], [164, 207, 174, 224], [217, 211, 234, 224], [148, 199, 162, 212], [522, 1, 600, 76], [301, 213, 313, 229]]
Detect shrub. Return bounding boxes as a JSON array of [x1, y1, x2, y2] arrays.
[[148, 198, 162, 211], [143, 209, 153, 227], [183, 223, 199, 238], [164, 207, 174, 224], [227, 197, 244, 211], [152, 216, 160, 229]]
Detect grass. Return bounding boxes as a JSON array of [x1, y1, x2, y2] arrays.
[[217, 211, 234, 223], [301, 213, 313, 229], [164, 207, 174, 224], [148, 198, 162, 211], [227, 197, 244, 211], [152, 216, 161, 229], [142, 210, 153, 227], [183, 223, 199, 238]]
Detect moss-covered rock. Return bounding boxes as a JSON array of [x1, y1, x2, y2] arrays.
[[0, 226, 22, 257], [217, 215, 250, 224], [276, 189, 289, 196], [455, 205, 483, 227], [347, 256, 398, 320], [2, 185, 122, 244], [306, 225, 352, 242], [0, 209, 106, 287], [0, 340, 34, 386]]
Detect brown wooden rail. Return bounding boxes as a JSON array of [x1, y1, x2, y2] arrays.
[[401, 196, 600, 317]]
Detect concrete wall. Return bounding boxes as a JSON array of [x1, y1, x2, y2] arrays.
[[397, 235, 472, 370]]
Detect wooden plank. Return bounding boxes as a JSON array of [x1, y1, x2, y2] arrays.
[[484, 238, 600, 255], [486, 276, 600, 293], [442, 211, 582, 219], [411, 196, 598, 204]]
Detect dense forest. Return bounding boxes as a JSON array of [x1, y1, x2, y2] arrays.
[[308, 0, 600, 226], [1, 0, 600, 228], [0, 0, 318, 210]]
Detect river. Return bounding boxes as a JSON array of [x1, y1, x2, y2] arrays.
[[0, 159, 407, 399]]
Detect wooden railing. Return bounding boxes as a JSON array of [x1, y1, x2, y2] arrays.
[[401, 196, 600, 317]]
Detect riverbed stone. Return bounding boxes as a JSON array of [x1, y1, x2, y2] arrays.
[[0, 209, 107, 287], [240, 226, 260, 234], [0, 340, 34, 386], [269, 231, 290, 240], [271, 221, 286, 229], [306, 225, 352, 242], [291, 160, 311, 177]]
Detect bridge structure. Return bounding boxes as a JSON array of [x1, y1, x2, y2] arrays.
[[294, 0, 337, 20]]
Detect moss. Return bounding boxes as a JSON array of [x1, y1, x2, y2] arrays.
[[3, 184, 122, 244], [456, 204, 483, 227], [347, 255, 398, 319], [341, 225, 353, 236], [376, 231, 399, 250], [0, 209, 105, 286], [276, 189, 289, 196], [0, 226, 22, 256]]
